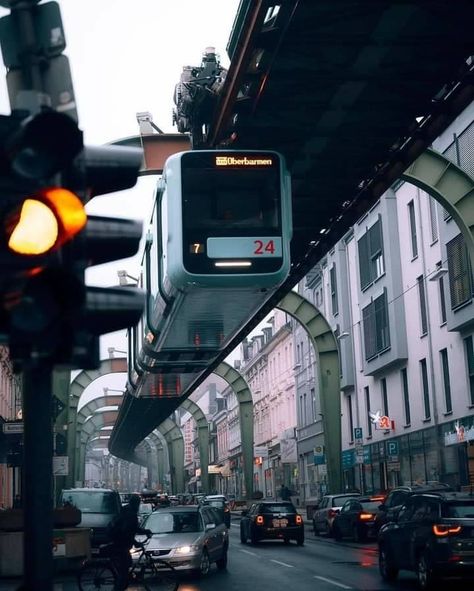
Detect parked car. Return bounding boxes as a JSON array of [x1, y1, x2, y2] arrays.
[[375, 483, 452, 533], [378, 491, 474, 589], [333, 496, 384, 542], [201, 495, 231, 528], [136, 504, 228, 577], [312, 493, 361, 536], [240, 501, 304, 545], [60, 487, 121, 548]]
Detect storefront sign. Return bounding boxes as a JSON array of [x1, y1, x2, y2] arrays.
[[369, 410, 394, 430], [444, 421, 474, 446], [342, 449, 355, 469], [280, 438, 297, 463], [313, 445, 325, 465], [254, 445, 269, 458]]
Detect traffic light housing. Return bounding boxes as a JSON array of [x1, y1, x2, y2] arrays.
[[0, 108, 145, 368]]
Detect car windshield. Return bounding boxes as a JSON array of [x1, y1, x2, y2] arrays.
[[332, 495, 358, 507], [205, 500, 225, 508], [63, 492, 117, 514], [139, 504, 153, 513], [443, 502, 474, 518], [145, 511, 202, 534], [261, 504, 295, 514]]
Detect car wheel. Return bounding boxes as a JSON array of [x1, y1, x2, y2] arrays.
[[216, 546, 228, 570], [313, 521, 318, 536], [198, 548, 210, 577], [283, 538, 290, 545], [333, 524, 342, 541], [240, 525, 247, 544], [416, 551, 436, 590], [296, 535, 304, 546], [379, 546, 398, 582]]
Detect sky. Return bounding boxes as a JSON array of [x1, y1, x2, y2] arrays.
[[0, 0, 247, 404]]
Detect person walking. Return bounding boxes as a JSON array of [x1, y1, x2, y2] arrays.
[[279, 484, 291, 501]]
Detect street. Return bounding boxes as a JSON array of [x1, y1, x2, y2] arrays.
[[0, 518, 422, 591]]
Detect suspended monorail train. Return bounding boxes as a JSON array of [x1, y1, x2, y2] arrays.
[[128, 150, 292, 398]]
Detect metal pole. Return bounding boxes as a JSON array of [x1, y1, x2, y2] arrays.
[[22, 362, 54, 591]]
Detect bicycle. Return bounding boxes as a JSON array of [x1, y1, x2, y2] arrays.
[[77, 538, 179, 591]]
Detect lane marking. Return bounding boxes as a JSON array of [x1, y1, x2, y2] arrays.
[[270, 559, 294, 568], [239, 549, 258, 556], [314, 575, 352, 589]]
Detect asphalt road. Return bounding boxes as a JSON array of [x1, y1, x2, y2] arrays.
[[0, 519, 422, 591]]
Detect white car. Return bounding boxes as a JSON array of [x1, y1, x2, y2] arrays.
[[312, 493, 361, 536]]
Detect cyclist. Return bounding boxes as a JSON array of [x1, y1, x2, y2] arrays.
[[108, 494, 152, 590]]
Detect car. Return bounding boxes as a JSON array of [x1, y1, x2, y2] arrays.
[[201, 495, 231, 528], [375, 483, 452, 533], [312, 493, 361, 536], [60, 487, 121, 548], [333, 496, 384, 542], [240, 501, 304, 545], [378, 491, 474, 589], [136, 504, 228, 577]]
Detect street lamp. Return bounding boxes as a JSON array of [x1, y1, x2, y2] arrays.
[[103, 387, 124, 396], [107, 347, 127, 359], [117, 270, 140, 286]]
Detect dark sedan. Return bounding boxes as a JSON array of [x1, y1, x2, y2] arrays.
[[333, 497, 383, 542], [240, 501, 304, 545]]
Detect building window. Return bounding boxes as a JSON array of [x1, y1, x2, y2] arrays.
[[408, 200, 418, 258], [428, 197, 439, 242], [364, 386, 372, 437], [447, 233, 473, 309], [362, 290, 391, 360], [330, 264, 339, 316], [310, 387, 317, 422], [464, 336, 474, 406], [417, 275, 428, 335], [358, 217, 385, 290], [420, 358, 431, 420], [438, 264, 447, 324], [440, 348, 452, 413], [381, 378, 389, 416], [401, 368, 411, 425], [347, 395, 354, 443]]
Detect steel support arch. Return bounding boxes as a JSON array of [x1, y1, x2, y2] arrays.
[[68, 358, 127, 487], [277, 291, 343, 494], [213, 362, 254, 500], [180, 399, 210, 494], [401, 148, 474, 265]]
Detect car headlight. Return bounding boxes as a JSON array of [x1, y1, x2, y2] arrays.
[[174, 545, 200, 555], [129, 548, 141, 557]]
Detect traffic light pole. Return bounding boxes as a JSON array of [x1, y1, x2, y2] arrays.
[[22, 361, 54, 591]]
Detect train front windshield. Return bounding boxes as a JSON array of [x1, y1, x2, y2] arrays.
[[181, 152, 284, 274]]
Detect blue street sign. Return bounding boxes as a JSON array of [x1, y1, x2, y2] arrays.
[[386, 440, 399, 457], [354, 427, 363, 440]]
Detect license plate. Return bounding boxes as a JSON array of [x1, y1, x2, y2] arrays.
[[273, 519, 288, 528]]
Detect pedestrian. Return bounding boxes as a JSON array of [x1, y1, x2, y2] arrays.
[[279, 484, 291, 501]]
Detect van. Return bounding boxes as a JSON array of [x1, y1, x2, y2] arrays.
[[60, 487, 121, 548]]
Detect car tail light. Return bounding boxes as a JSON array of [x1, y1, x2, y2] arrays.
[[328, 509, 338, 518], [432, 524, 462, 537], [359, 513, 375, 521], [255, 515, 264, 525], [296, 515, 303, 525]]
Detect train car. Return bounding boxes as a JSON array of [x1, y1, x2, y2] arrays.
[[129, 150, 292, 398]]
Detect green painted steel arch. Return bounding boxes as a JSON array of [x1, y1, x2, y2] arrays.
[[402, 148, 474, 263], [180, 398, 210, 493], [277, 290, 342, 494], [214, 361, 254, 500]]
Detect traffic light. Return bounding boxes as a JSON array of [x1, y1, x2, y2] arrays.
[[0, 108, 145, 368]]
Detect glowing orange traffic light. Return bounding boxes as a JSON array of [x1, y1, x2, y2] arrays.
[[7, 187, 86, 255]]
